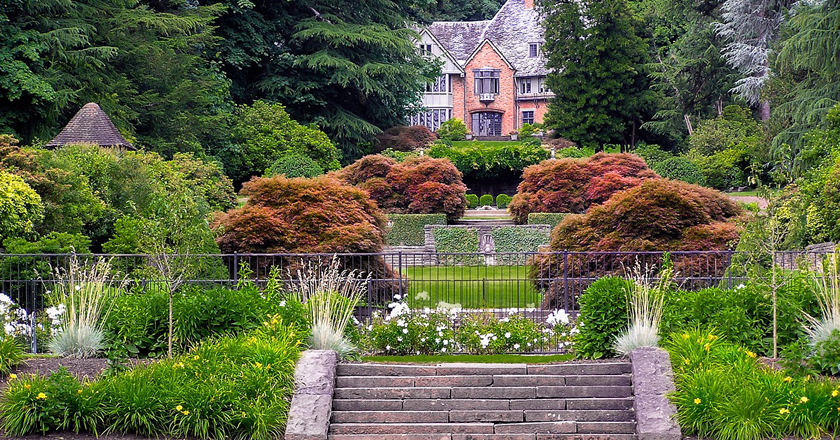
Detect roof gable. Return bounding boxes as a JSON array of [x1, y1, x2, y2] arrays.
[[418, 28, 466, 75], [47, 103, 134, 150], [463, 39, 515, 71]]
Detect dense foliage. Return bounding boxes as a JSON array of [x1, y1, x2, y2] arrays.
[[527, 213, 569, 231], [385, 214, 447, 247], [375, 126, 436, 152], [573, 277, 633, 359], [264, 154, 325, 179], [436, 119, 467, 142], [0, 172, 43, 243], [509, 154, 657, 224], [337, 155, 467, 222], [428, 141, 549, 181]]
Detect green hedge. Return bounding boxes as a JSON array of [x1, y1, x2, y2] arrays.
[[433, 227, 480, 265], [527, 213, 570, 230], [491, 226, 550, 264], [466, 194, 479, 209], [385, 214, 447, 246], [496, 194, 512, 209], [428, 142, 549, 180], [479, 194, 494, 206]]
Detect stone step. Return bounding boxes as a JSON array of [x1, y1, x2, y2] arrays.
[[337, 364, 438, 377], [566, 398, 634, 411], [402, 399, 512, 411], [335, 374, 632, 388], [524, 410, 634, 422], [329, 423, 495, 435], [526, 363, 631, 376], [536, 386, 633, 399], [334, 387, 451, 400], [576, 422, 637, 434], [494, 421, 635, 435], [333, 399, 404, 411], [331, 411, 449, 424], [329, 435, 452, 440], [337, 363, 631, 377]]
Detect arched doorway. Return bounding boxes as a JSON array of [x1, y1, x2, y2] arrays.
[[471, 112, 502, 137]]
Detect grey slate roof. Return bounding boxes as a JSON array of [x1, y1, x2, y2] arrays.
[[47, 103, 134, 150], [426, 0, 547, 77]]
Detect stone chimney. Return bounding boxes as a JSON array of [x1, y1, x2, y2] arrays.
[[524, 0, 534, 9]]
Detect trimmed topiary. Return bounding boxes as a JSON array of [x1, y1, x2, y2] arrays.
[[264, 153, 325, 178], [654, 156, 705, 186], [495, 194, 512, 209], [466, 194, 479, 209], [479, 194, 494, 206]]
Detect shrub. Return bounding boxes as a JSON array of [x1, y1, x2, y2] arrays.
[[0, 337, 23, 375], [336, 155, 467, 222], [633, 143, 672, 168], [433, 227, 480, 265], [527, 213, 569, 230], [491, 227, 550, 264], [573, 277, 633, 359], [518, 123, 542, 138], [264, 153, 324, 179], [479, 194, 494, 206], [655, 156, 706, 186], [456, 313, 557, 354], [495, 194, 512, 209], [379, 148, 418, 162], [375, 125, 436, 152], [0, 171, 43, 242], [166, 153, 237, 211], [437, 118, 467, 142], [361, 304, 457, 355], [466, 194, 479, 209], [811, 329, 840, 375], [213, 175, 400, 303], [509, 153, 657, 224], [687, 147, 749, 190], [428, 141, 549, 181], [385, 214, 446, 246]]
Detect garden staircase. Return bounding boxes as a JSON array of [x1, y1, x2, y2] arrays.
[[328, 362, 636, 439]]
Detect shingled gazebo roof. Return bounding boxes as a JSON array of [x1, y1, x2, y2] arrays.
[[46, 103, 134, 150]]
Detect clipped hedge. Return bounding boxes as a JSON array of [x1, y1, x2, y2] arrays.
[[479, 194, 493, 206], [428, 142, 549, 180], [527, 213, 569, 230], [385, 214, 447, 246], [491, 226, 550, 264], [433, 227, 480, 265], [466, 194, 479, 209], [496, 194, 512, 209]]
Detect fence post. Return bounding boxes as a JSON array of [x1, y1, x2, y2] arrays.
[[398, 251, 403, 299], [232, 252, 239, 286], [30, 278, 37, 353], [727, 250, 733, 289], [562, 251, 569, 311]]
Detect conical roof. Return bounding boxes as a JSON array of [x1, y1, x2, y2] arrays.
[[46, 103, 134, 150]]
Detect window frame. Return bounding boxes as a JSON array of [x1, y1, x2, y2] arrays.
[[474, 69, 500, 95], [522, 110, 535, 125], [529, 43, 540, 58]]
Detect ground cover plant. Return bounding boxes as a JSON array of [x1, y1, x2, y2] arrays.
[[509, 153, 658, 224], [336, 155, 467, 222], [1, 318, 303, 439], [428, 140, 549, 181]]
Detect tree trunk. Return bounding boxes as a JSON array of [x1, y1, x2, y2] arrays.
[[169, 289, 173, 359], [684, 114, 694, 136], [759, 100, 771, 122]]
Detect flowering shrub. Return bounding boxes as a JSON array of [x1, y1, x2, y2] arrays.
[[360, 296, 575, 354]]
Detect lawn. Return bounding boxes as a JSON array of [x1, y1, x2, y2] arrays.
[[404, 265, 542, 309], [362, 354, 574, 364]]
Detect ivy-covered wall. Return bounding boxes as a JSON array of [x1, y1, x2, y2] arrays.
[[386, 214, 447, 246], [432, 227, 480, 265], [491, 226, 550, 264], [527, 213, 569, 231]]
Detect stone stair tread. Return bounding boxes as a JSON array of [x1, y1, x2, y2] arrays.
[[329, 423, 495, 435], [524, 409, 635, 422], [331, 411, 449, 424], [329, 435, 451, 440]]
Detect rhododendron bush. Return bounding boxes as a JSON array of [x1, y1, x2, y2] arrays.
[[336, 155, 467, 222], [509, 153, 658, 224], [533, 179, 744, 308], [212, 175, 402, 302]]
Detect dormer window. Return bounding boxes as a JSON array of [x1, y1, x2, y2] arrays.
[[529, 43, 540, 58], [419, 44, 432, 55], [474, 69, 500, 94]]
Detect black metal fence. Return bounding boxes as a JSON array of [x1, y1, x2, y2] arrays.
[[0, 250, 834, 352]]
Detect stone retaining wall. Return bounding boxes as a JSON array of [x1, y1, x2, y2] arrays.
[[630, 347, 681, 440], [285, 350, 338, 440]]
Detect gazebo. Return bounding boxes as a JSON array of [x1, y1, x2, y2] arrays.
[[46, 103, 134, 150]]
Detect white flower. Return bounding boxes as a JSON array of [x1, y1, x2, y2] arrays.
[[397, 337, 403, 342], [435, 338, 440, 343], [402, 328, 408, 334], [514, 343, 520, 350], [367, 325, 373, 331], [385, 345, 391, 351], [394, 294, 402, 300], [443, 339, 449, 346], [0, 294, 11, 304], [441, 347, 447, 353], [504, 332, 511, 338], [75, 285, 82, 291], [492, 336, 497, 341], [546, 309, 570, 326], [279, 300, 286, 307], [736, 284, 746, 290]]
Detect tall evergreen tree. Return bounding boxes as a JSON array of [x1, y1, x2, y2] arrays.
[[213, 0, 437, 160], [540, 0, 655, 148]]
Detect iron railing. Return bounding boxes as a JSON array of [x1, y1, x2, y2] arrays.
[[0, 250, 834, 353]]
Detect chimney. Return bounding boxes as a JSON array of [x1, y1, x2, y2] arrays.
[[524, 0, 534, 9]]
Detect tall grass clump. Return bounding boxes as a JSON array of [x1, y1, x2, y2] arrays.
[[45, 256, 125, 358], [613, 261, 673, 356], [804, 251, 840, 347], [290, 258, 366, 359]]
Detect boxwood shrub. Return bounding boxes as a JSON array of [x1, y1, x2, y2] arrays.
[[527, 213, 569, 230], [466, 194, 479, 209], [496, 194, 512, 209], [385, 214, 447, 246], [479, 194, 494, 206], [573, 277, 633, 359]]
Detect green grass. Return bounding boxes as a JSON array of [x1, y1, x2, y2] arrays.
[[459, 215, 512, 220], [404, 265, 542, 309], [450, 140, 525, 148], [726, 188, 780, 197], [362, 354, 574, 364]]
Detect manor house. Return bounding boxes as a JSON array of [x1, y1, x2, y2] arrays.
[[409, 0, 552, 138]]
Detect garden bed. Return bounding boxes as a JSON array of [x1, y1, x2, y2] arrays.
[[0, 357, 109, 391]]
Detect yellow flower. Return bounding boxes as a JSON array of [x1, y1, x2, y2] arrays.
[[182, 410, 190, 416], [684, 358, 691, 365], [746, 351, 757, 358], [193, 355, 200, 360], [709, 335, 718, 340], [24, 384, 31, 390], [833, 390, 838, 398], [77, 389, 83, 394], [9, 374, 17, 380], [780, 408, 790, 414], [694, 398, 701, 405], [800, 396, 809, 404], [176, 405, 183, 411], [783, 376, 792, 383], [255, 362, 263, 369], [36, 393, 47, 400], [704, 343, 710, 352], [682, 333, 690, 339]]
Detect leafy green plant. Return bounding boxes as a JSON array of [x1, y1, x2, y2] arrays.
[[655, 156, 706, 186], [810, 329, 840, 375], [385, 214, 446, 246], [527, 213, 569, 230], [437, 118, 467, 141], [0, 337, 24, 375], [614, 262, 673, 356], [495, 194, 512, 209], [805, 253, 840, 348], [428, 141, 549, 180], [361, 302, 457, 355], [0, 171, 44, 242], [491, 226, 550, 264], [574, 277, 632, 359], [465, 194, 479, 209], [432, 227, 480, 265], [479, 194, 493, 206], [455, 313, 565, 354], [264, 153, 325, 178], [519, 123, 542, 138]]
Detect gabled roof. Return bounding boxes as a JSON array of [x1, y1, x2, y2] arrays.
[[425, 0, 548, 77], [418, 28, 466, 75], [463, 39, 515, 71], [46, 103, 134, 150]]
